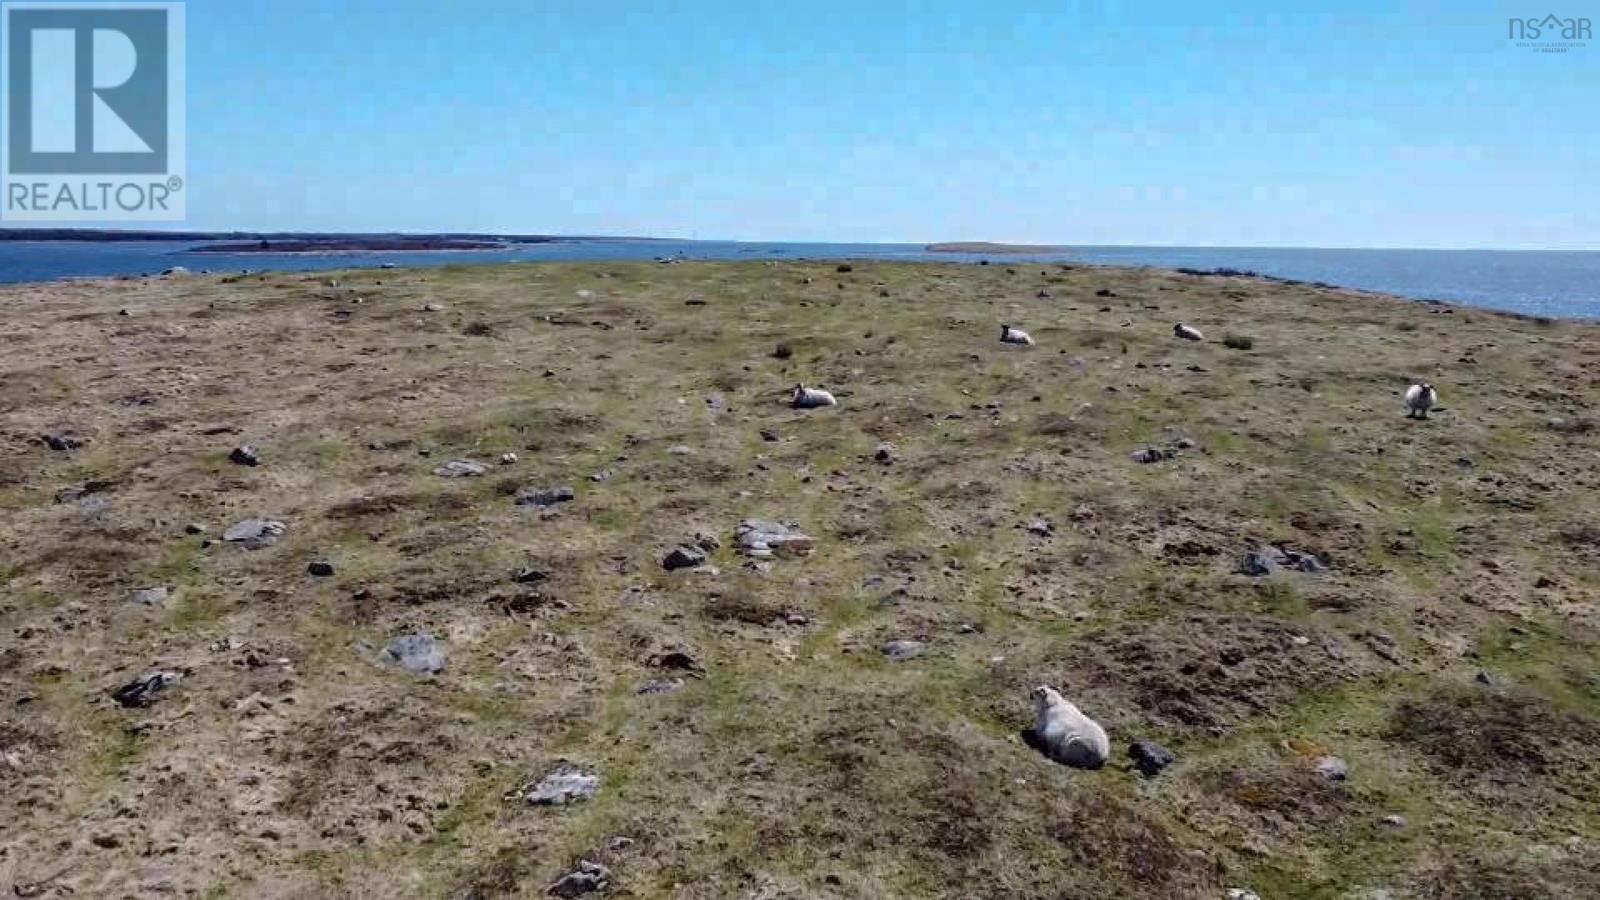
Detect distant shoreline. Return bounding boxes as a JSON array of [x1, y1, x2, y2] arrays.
[[925, 241, 1072, 254], [188, 239, 507, 254]]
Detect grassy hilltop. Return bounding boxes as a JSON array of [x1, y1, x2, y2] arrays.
[[2, 260, 1599, 898]]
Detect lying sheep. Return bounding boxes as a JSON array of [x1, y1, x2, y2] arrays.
[[791, 383, 838, 409], [1000, 323, 1035, 346]]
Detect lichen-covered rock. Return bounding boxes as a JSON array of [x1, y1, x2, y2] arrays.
[[516, 763, 599, 806], [223, 518, 287, 549], [734, 519, 816, 559], [381, 633, 445, 674]]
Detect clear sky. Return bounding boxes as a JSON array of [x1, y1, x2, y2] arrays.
[[72, 1, 1600, 246]]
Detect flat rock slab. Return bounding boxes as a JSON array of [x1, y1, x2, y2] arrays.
[[735, 519, 816, 559], [1239, 546, 1326, 576], [435, 459, 490, 477], [128, 586, 170, 605], [381, 633, 445, 674], [662, 546, 708, 570], [223, 518, 287, 549], [517, 763, 599, 806]]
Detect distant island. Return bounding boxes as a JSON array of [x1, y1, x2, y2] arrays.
[[925, 241, 1071, 254]]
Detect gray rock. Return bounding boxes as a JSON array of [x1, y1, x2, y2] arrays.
[[423, 302, 445, 312], [1381, 814, 1407, 829], [549, 861, 611, 897], [1239, 546, 1325, 576], [662, 545, 708, 570], [307, 561, 335, 577], [667, 444, 695, 456], [1238, 551, 1277, 577], [1475, 669, 1496, 686], [129, 586, 170, 605], [734, 519, 816, 559], [882, 639, 925, 661], [381, 633, 445, 674], [113, 671, 182, 708], [1130, 447, 1173, 464], [1027, 518, 1054, 537], [435, 459, 489, 478], [229, 445, 261, 466], [185, 522, 207, 535], [1315, 755, 1349, 781], [588, 469, 612, 483], [223, 518, 287, 549], [874, 442, 895, 463], [1129, 739, 1175, 777], [1227, 891, 1262, 900], [516, 485, 576, 507], [519, 763, 599, 806]]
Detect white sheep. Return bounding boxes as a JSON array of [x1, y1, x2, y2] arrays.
[[791, 383, 837, 409], [1000, 323, 1035, 346], [1030, 686, 1110, 770], [1174, 323, 1204, 341], [1404, 383, 1438, 419]]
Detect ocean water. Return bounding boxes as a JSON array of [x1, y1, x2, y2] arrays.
[[1, 239, 1598, 319]]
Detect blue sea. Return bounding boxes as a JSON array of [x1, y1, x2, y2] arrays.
[[2, 239, 1599, 319]]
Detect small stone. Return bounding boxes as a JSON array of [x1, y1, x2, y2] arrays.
[[1475, 669, 1495, 686], [515, 485, 576, 507], [129, 586, 170, 605], [882, 639, 925, 661], [223, 518, 287, 549], [435, 459, 490, 478], [549, 861, 611, 898], [695, 533, 722, 552], [663, 545, 708, 571], [380, 633, 445, 674], [519, 763, 599, 805], [588, 469, 612, 482], [1381, 814, 1407, 829], [307, 561, 335, 578], [667, 445, 695, 456], [1238, 551, 1277, 576], [786, 613, 810, 627], [1315, 755, 1349, 781], [513, 566, 549, 584], [423, 303, 444, 312], [1027, 518, 1054, 537], [1227, 890, 1262, 900], [229, 445, 261, 467], [760, 429, 779, 442], [1129, 740, 1175, 777], [185, 522, 207, 535], [637, 678, 685, 695], [874, 442, 895, 463], [734, 519, 816, 559]]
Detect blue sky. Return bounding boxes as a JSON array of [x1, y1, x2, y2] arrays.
[[74, 1, 1600, 246]]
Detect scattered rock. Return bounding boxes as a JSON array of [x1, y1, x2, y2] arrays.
[[1238, 546, 1325, 576], [734, 519, 816, 559], [435, 459, 490, 478], [874, 442, 895, 463], [1129, 739, 1175, 777], [651, 649, 705, 675], [1315, 755, 1349, 781], [882, 639, 925, 661], [1381, 814, 1407, 829], [1130, 447, 1174, 464], [516, 763, 600, 805], [423, 303, 445, 312], [41, 432, 86, 452], [223, 518, 287, 549], [516, 485, 576, 507], [1475, 669, 1496, 686], [836, 264, 853, 273], [513, 566, 549, 584], [128, 586, 170, 605], [500, 452, 519, 465], [549, 861, 611, 897], [1027, 518, 1054, 537], [588, 469, 612, 482], [229, 445, 261, 466], [1227, 890, 1262, 900], [667, 445, 695, 456], [112, 671, 182, 708], [185, 522, 207, 535], [760, 429, 780, 442], [662, 545, 708, 570], [307, 561, 335, 578], [380, 633, 445, 674]]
